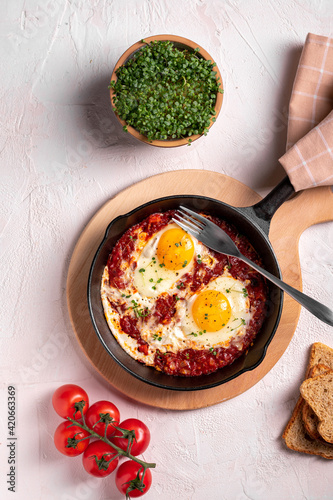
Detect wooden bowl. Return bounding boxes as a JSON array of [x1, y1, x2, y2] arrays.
[[109, 34, 223, 147]]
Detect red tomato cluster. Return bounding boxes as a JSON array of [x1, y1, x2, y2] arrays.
[[52, 384, 152, 498]]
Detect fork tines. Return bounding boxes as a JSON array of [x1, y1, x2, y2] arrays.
[[172, 206, 206, 236]]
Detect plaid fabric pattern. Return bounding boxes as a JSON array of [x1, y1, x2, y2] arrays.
[[279, 33, 333, 191]]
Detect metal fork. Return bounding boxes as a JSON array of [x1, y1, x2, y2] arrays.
[[173, 206, 333, 327]]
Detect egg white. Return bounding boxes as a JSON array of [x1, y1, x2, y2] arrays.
[[133, 223, 209, 298], [181, 276, 252, 347]]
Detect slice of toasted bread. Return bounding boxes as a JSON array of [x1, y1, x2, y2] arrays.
[[302, 364, 332, 440], [306, 342, 333, 376], [300, 372, 333, 444], [282, 396, 333, 459], [282, 343, 333, 458]]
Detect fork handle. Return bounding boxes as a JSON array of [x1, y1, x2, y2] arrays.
[[240, 255, 333, 326]]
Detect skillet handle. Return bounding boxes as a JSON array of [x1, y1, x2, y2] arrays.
[[252, 176, 295, 222], [238, 176, 295, 235]]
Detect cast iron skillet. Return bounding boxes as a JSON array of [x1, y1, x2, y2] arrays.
[[88, 176, 295, 391]]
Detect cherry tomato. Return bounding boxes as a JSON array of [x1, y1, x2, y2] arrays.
[[115, 460, 152, 498], [85, 400, 120, 437], [111, 418, 150, 456], [52, 384, 89, 419], [54, 421, 90, 457], [82, 440, 119, 477]]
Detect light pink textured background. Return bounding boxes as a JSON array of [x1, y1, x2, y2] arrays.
[[1, 1, 333, 499]]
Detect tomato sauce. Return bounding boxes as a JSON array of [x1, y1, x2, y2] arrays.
[[119, 316, 149, 355], [154, 294, 179, 324]]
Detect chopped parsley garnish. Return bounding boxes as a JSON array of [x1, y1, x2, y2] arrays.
[[131, 300, 149, 318], [225, 285, 248, 298], [149, 276, 163, 289], [190, 330, 206, 336], [230, 318, 246, 331]]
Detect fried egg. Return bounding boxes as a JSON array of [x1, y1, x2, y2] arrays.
[[133, 224, 203, 297], [180, 276, 252, 347]]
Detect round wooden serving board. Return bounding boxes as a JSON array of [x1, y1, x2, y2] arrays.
[[66, 170, 333, 410]]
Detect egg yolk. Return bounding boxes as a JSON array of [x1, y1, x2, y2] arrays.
[[157, 228, 194, 270], [192, 290, 231, 332]]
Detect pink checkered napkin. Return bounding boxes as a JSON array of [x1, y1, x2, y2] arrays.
[[279, 33, 333, 191]]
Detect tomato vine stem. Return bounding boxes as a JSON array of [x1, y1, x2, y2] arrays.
[[67, 416, 156, 470]]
